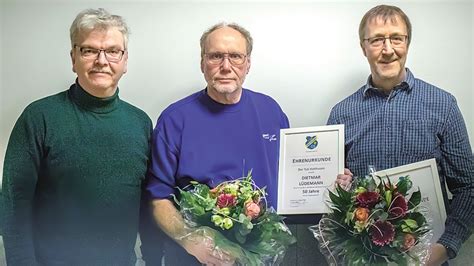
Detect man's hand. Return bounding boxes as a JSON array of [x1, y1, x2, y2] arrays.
[[427, 243, 448, 266], [181, 232, 234, 266], [335, 168, 353, 190]]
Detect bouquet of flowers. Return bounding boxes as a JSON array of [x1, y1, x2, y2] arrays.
[[310, 175, 433, 265], [176, 171, 296, 265]]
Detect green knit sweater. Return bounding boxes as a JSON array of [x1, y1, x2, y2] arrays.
[[2, 83, 152, 266]]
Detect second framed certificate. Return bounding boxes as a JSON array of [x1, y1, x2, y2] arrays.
[[277, 125, 344, 215]]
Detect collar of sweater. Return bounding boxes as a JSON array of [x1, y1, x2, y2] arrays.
[[69, 82, 119, 113]]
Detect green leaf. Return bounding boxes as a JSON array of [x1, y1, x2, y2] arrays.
[[404, 219, 418, 229], [396, 175, 411, 195], [407, 190, 421, 210]]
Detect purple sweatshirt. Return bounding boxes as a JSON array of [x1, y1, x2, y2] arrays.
[[146, 88, 289, 208]]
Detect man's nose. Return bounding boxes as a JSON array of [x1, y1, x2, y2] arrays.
[[381, 38, 395, 54], [220, 56, 231, 70], [96, 51, 109, 65]]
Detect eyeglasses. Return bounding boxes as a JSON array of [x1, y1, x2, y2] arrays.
[[363, 35, 408, 48], [204, 52, 247, 65], [74, 45, 125, 62]]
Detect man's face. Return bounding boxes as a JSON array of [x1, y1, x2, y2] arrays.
[[201, 27, 251, 104], [71, 27, 128, 97], [361, 16, 409, 88]]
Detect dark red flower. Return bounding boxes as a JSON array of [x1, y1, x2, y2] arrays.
[[356, 191, 380, 208], [389, 193, 408, 218], [217, 193, 236, 208], [369, 220, 395, 246]]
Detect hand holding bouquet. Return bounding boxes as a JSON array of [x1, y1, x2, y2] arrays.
[[176, 171, 296, 265], [310, 175, 433, 265]]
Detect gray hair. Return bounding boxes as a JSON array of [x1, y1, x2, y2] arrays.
[[69, 8, 130, 49], [359, 5, 412, 46], [200, 22, 253, 58]]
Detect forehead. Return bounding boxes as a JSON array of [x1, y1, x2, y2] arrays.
[[76, 27, 125, 48], [204, 27, 246, 52], [365, 15, 407, 35]]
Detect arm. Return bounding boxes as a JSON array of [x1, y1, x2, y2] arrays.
[[2, 109, 43, 265], [433, 98, 474, 261], [151, 199, 233, 265]]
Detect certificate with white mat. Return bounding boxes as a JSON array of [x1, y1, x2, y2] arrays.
[[277, 125, 344, 215]]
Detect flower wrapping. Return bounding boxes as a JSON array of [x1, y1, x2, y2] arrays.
[[309, 175, 433, 265], [176, 171, 296, 265]]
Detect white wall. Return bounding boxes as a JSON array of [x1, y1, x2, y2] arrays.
[[1, 0, 473, 185]]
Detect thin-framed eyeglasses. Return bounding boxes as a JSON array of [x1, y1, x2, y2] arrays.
[[74, 45, 125, 62], [204, 52, 247, 65], [363, 35, 408, 48]]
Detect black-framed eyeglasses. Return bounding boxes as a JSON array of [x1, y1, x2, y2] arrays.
[[204, 52, 247, 65], [363, 35, 408, 48], [74, 45, 125, 62]]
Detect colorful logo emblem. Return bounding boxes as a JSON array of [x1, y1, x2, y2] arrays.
[[305, 135, 318, 150]]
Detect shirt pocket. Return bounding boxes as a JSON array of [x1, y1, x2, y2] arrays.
[[402, 120, 437, 157]]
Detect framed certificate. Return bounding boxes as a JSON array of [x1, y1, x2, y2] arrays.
[[277, 125, 344, 215], [374, 158, 447, 241]]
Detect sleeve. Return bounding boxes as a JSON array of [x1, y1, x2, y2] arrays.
[[436, 98, 474, 258], [2, 107, 44, 265], [280, 108, 290, 129], [327, 105, 339, 125], [145, 115, 181, 200]]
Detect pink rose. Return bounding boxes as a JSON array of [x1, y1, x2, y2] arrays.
[[244, 202, 261, 220]]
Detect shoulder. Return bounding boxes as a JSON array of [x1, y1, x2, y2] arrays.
[[22, 90, 69, 117], [159, 90, 203, 119], [412, 78, 456, 101], [244, 88, 284, 110], [330, 86, 365, 111], [118, 99, 152, 126]]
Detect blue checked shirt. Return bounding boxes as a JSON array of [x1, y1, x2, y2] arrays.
[[327, 68, 473, 258]]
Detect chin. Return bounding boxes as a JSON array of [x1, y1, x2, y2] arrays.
[[215, 86, 240, 94]]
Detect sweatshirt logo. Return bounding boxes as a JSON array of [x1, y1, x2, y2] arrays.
[[262, 133, 277, 142]]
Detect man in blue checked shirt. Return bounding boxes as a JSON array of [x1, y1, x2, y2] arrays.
[[330, 5, 473, 265]]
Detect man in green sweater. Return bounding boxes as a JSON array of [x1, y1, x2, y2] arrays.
[[2, 8, 154, 265]]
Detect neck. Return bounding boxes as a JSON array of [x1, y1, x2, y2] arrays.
[[372, 69, 406, 94], [79, 83, 117, 98], [207, 88, 242, 104]]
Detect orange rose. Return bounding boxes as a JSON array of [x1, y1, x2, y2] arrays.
[[355, 207, 369, 221], [402, 233, 416, 250]]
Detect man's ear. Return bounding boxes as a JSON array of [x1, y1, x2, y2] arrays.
[[70, 50, 77, 73], [360, 42, 367, 57], [123, 50, 128, 74], [246, 56, 251, 74]]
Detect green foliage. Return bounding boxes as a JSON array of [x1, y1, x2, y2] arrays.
[[407, 190, 421, 210]]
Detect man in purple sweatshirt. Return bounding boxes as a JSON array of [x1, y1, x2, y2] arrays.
[[145, 22, 289, 265]]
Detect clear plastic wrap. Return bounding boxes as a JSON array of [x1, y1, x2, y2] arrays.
[[175, 171, 296, 265], [309, 175, 433, 265]]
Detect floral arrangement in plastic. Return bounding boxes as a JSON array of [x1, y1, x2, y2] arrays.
[[175, 171, 296, 265], [310, 175, 433, 265]]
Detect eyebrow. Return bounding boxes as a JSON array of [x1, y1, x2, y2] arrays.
[[79, 44, 124, 50]]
